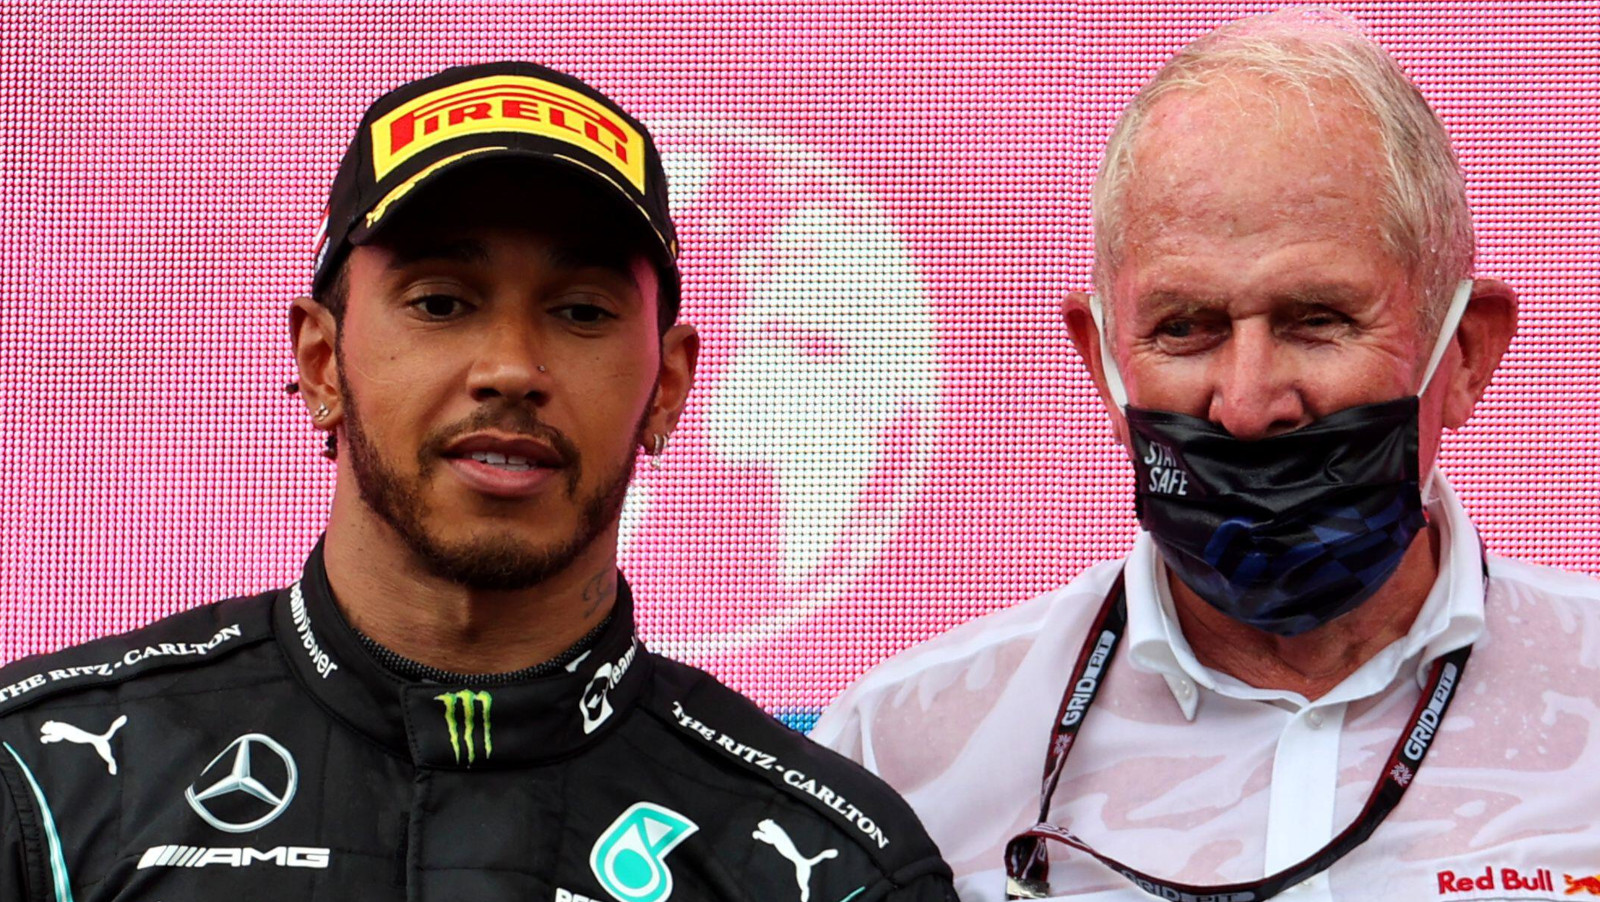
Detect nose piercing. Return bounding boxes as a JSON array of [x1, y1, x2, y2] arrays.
[[537, 365, 548, 373]]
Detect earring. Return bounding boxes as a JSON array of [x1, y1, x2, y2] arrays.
[[650, 433, 668, 470], [314, 403, 330, 421]]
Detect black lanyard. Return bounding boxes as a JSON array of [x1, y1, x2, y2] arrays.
[[1003, 570, 1472, 901]]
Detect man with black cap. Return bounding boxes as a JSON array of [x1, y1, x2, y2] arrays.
[[0, 62, 956, 902]]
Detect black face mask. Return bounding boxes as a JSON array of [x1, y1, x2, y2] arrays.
[[1089, 281, 1472, 637], [1126, 397, 1427, 636]]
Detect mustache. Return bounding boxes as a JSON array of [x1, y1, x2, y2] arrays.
[[419, 403, 581, 468]]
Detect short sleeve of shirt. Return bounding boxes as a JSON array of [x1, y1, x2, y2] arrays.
[[811, 688, 868, 762]]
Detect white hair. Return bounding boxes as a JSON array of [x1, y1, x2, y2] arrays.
[[1091, 8, 1475, 333]]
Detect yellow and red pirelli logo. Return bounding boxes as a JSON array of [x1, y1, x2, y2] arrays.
[[369, 75, 647, 192]]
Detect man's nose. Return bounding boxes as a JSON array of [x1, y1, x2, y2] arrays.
[[1206, 321, 1309, 440], [466, 320, 553, 404]]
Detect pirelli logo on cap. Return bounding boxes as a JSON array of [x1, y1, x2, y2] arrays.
[[370, 75, 647, 192]]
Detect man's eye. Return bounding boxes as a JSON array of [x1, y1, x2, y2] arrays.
[[1151, 315, 1226, 353], [558, 303, 616, 325], [411, 295, 466, 318], [1291, 309, 1351, 333]]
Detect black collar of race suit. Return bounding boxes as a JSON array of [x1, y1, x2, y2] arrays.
[[273, 540, 652, 769]]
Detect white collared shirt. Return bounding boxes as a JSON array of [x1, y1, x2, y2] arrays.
[[813, 476, 1600, 901]]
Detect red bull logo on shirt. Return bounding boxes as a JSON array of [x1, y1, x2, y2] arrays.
[[1566, 874, 1600, 896], [1436, 866, 1554, 895]]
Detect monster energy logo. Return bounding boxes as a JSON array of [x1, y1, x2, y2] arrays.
[[435, 690, 493, 765]]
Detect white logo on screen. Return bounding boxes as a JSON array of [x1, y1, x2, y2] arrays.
[[621, 124, 939, 656]]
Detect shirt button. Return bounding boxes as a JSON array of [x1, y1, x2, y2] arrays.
[[1177, 679, 1194, 698], [1307, 710, 1325, 728]]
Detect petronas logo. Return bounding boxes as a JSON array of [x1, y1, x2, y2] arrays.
[[590, 802, 698, 902], [435, 690, 493, 765]]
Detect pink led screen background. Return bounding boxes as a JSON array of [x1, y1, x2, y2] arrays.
[[2, 2, 1596, 727]]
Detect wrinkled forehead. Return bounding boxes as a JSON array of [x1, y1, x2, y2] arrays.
[[1134, 79, 1384, 207], [1116, 79, 1392, 267]]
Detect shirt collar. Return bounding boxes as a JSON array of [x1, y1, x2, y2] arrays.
[[274, 539, 651, 768], [1125, 473, 1487, 720]]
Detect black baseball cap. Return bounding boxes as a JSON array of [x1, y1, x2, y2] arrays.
[[312, 61, 679, 314]]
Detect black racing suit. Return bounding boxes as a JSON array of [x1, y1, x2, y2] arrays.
[[0, 545, 956, 901]]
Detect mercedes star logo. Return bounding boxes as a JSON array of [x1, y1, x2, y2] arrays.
[[184, 733, 299, 833]]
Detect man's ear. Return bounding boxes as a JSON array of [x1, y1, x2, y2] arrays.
[[639, 323, 700, 448], [289, 296, 343, 431], [1062, 291, 1129, 446], [1439, 278, 1517, 430]]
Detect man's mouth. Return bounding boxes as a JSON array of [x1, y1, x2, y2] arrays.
[[439, 432, 571, 498], [443, 433, 567, 467], [464, 451, 539, 472]]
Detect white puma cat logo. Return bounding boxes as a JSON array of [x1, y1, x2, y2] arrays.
[[40, 715, 128, 775], [753, 818, 838, 902]]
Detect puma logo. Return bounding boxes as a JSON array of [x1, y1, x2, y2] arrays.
[[40, 715, 128, 775], [753, 818, 837, 902]]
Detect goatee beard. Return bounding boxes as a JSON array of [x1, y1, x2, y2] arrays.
[[336, 361, 638, 592]]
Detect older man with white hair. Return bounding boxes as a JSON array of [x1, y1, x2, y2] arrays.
[[814, 11, 1600, 901]]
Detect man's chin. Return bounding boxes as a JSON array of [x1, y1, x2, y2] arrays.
[[341, 401, 634, 593], [385, 470, 631, 592], [407, 531, 590, 593]]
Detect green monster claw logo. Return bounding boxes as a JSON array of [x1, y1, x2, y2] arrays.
[[434, 689, 493, 765]]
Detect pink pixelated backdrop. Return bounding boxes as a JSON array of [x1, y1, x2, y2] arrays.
[[2, 2, 1596, 725]]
